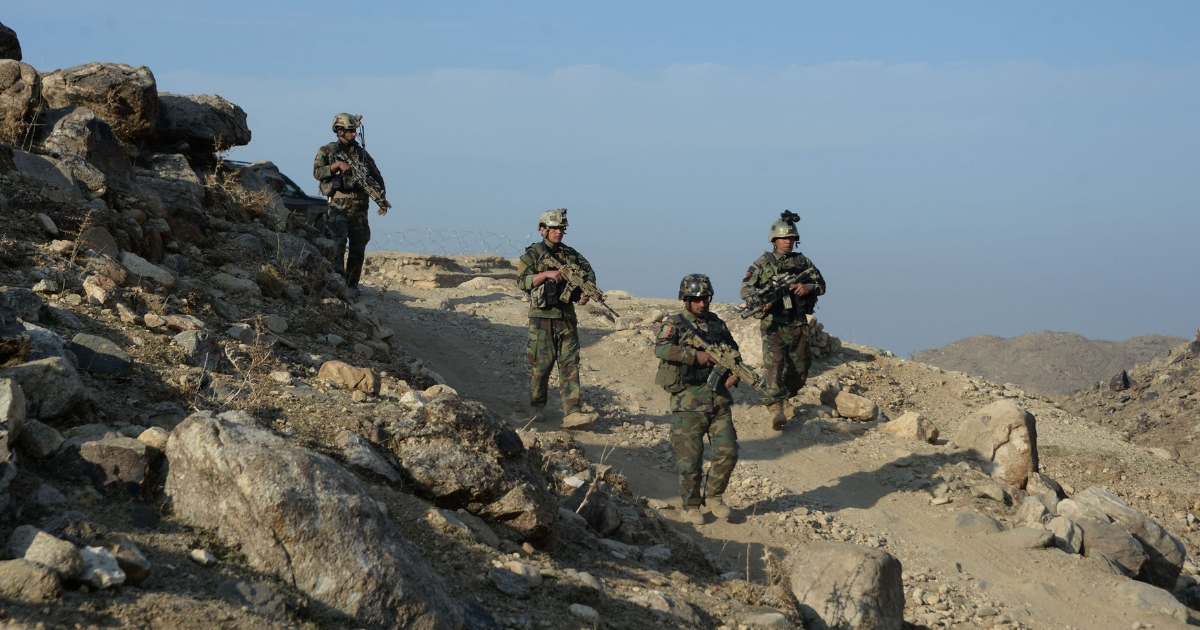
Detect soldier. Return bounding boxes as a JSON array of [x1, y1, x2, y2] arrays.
[[654, 274, 743, 525], [516, 209, 598, 430], [313, 113, 391, 292], [741, 211, 826, 431]]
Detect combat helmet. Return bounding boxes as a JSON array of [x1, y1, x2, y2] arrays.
[[678, 274, 714, 301], [539, 208, 568, 229], [332, 113, 361, 132], [768, 210, 801, 242]]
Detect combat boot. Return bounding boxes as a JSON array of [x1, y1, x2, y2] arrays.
[[681, 507, 705, 525], [708, 495, 732, 519], [769, 402, 787, 431], [531, 407, 547, 423]]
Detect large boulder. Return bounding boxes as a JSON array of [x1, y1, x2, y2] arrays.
[[790, 541, 904, 630], [0, 559, 60, 602], [35, 106, 132, 192], [385, 397, 557, 540], [155, 93, 251, 150], [834, 392, 880, 422], [1072, 487, 1186, 589], [0, 357, 84, 421], [0, 60, 38, 141], [41, 63, 158, 141], [953, 400, 1039, 488], [0, 22, 20, 61], [9, 148, 83, 201], [134, 173, 210, 246], [164, 411, 464, 629], [1078, 518, 1148, 578], [274, 232, 326, 272]]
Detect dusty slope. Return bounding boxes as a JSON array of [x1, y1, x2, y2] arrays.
[[911, 332, 1184, 397], [366, 264, 1200, 630]]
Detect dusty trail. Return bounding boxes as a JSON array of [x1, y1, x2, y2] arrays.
[[365, 279, 1195, 629]]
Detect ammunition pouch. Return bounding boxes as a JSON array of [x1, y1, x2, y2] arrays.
[[654, 361, 686, 393], [680, 363, 712, 386], [531, 281, 561, 309]]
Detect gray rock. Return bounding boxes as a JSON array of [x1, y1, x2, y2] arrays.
[[0, 377, 24, 441], [568, 603, 599, 623], [0, 287, 43, 321], [66, 333, 132, 377], [34, 106, 132, 191], [1017, 496, 1051, 527], [34, 213, 58, 237], [388, 397, 555, 540], [274, 232, 326, 272], [0, 559, 60, 602], [954, 400, 1039, 488], [598, 538, 640, 559], [79, 546, 125, 589], [1047, 516, 1083, 554], [164, 410, 464, 628], [100, 534, 150, 586], [217, 579, 287, 621], [17, 418, 63, 457], [1117, 580, 1190, 624], [33, 484, 65, 506], [954, 510, 1005, 535], [643, 544, 672, 563], [994, 527, 1054, 549], [833, 391, 880, 421], [0, 306, 29, 367], [41, 62, 158, 141], [0, 357, 84, 420], [226, 323, 257, 343], [1073, 486, 1187, 589], [262, 314, 288, 333], [1058, 498, 1111, 525], [8, 525, 83, 581], [173, 330, 218, 369], [335, 429, 400, 482], [1079, 518, 1147, 578], [455, 509, 501, 549], [0, 62, 35, 138], [155, 93, 251, 150], [118, 252, 176, 288], [211, 272, 261, 297], [790, 541, 904, 630], [630, 590, 700, 624], [22, 322, 64, 362], [745, 611, 790, 627], [488, 567, 530, 599], [971, 483, 1009, 504], [0, 22, 19, 61], [78, 227, 119, 258], [231, 233, 263, 255], [79, 437, 150, 496], [9, 149, 82, 201]]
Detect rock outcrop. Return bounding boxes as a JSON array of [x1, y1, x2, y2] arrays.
[[790, 541, 904, 630], [156, 93, 251, 150], [954, 400, 1039, 488], [41, 63, 158, 141], [164, 410, 464, 629]]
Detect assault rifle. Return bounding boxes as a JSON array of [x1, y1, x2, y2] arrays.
[[736, 267, 819, 319], [676, 326, 770, 396], [331, 146, 391, 212], [541, 254, 621, 319]]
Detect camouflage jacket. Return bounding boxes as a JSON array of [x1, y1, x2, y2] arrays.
[[654, 310, 739, 412], [516, 239, 596, 320], [312, 140, 385, 199], [740, 249, 826, 323]]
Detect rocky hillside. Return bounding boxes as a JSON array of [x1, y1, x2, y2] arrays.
[[0, 22, 1199, 630], [911, 331, 1185, 397]]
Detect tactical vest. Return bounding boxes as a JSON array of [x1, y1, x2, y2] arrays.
[[526, 242, 566, 308], [318, 142, 368, 199], [654, 313, 723, 393], [759, 251, 818, 316]]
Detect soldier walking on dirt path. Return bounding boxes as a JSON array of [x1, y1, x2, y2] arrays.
[[516, 209, 599, 430], [655, 274, 743, 525], [741, 211, 826, 431], [313, 113, 391, 292]]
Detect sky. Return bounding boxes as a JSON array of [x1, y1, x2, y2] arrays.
[[8, 2, 1200, 356]]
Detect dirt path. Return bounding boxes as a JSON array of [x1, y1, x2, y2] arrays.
[[365, 280, 1195, 629]]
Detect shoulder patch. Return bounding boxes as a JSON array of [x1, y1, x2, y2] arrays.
[[657, 323, 675, 340], [743, 267, 755, 281]]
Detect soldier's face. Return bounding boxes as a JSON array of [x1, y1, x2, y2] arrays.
[[336, 129, 357, 144], [773, 237, 796, 252], [541, 226, 566, 244], [685, 297, 710, 315]]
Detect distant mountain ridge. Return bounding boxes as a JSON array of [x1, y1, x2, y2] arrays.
[[910, 331, 1186, 397]]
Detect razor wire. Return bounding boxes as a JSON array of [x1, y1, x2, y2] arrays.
[[367, 229, 534, 258]]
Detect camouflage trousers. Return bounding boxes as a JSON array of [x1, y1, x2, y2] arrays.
[[527, 318, 581, 415], [760, 319, 810, 401], [327, 199, 371, 288], [669, 391, 738, 507]]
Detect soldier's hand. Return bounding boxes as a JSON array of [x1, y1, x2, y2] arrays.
[[695, 350, 716, 366], [538, 270, 567, 285], [578, 294, 590, 305], [791, 282, 810, 296], [330, 161, 353, 175], [377, 201, 391, 216], [725, 374, 740, 388]]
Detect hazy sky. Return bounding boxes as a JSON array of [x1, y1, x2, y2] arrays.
[[9, 2, 1200, 356]]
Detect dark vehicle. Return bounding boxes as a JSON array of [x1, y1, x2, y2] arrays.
[[230, 160, 329, 234]]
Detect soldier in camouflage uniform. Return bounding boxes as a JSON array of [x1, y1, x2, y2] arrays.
[[741, 212, 826, 431], [655, 274, 743, 525], [516, 209, 598, 430], [313, 113, 390, 291]]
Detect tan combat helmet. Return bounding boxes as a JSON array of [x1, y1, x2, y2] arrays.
[[678, 273, 715, 301], [768, 210, 801, 242], [332, 113, 361, 132], [539, 208, 568, 229]]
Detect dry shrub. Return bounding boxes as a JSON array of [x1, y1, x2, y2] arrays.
[[0, 235, 22, 267], [294, 302, 336, 336], [204, 143, 276, 222], [224, 316, 283, 408], [254, 263, 287, 299]]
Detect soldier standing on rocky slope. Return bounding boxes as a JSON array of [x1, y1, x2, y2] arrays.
[[655, 274, 743, 525], [741, 211, 826, 431], [313, 113, 390, 292], [516, 209, 599, 430]]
